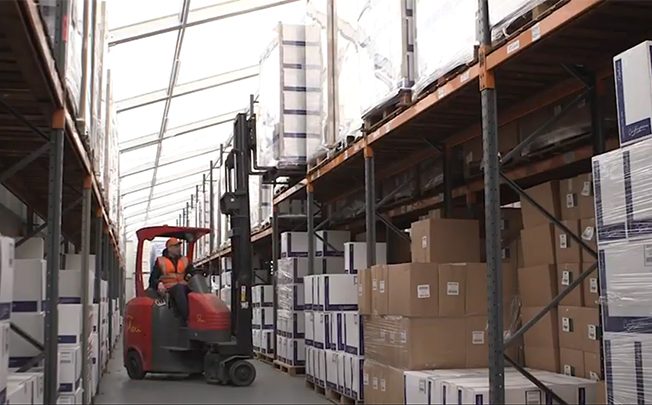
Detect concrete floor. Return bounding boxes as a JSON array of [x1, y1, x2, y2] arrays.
[[94, 345, 329, 404]]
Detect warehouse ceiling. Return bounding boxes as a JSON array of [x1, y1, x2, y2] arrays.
[[108, 0, 304, 236]]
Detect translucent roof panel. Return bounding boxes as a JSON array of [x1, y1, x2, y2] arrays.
[[116, 101, 166, 144], [107, 0, 184, 30], [119, 144, 158, 175]]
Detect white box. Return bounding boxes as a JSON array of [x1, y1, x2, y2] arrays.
[[315, 230, 350, 257], [326, 350, 343, 392], [252, 285, 273, 307], [91, 304, 99, 334], [260, 330, 274, 354], [405, 370, 444, 405], [304, 276, 314, 310], [603, 331, 652, 404], [532, 371, 597, 405], [0, 237, 15, 322], [58, 304, 82, 345], [0, 322, 8, 395], [220, 256, 232, 272], [306, 346, 314, 381], [276, 335, 286, 363], [7, 377, 31, 405], [593, 148, 627, 245], [614, 41, 652, 146], [9, 312, 44, 367], [59, 270, 95, 305], [314, 257, 345, 275], [285, 338, 305, 366], [222, 271, 232, 287], [277, 309, 304, 338], [599, 240, 652, 332], [252, 307, 274, 330], [344, 242, 387, 274], [314, 311, 328, 350], [280, 232, 309, 258], [315, 348, 326, 388], [12, 259, 46, 312], [277, 257, 309, 284], [344, 312, 363, 355], [100, 280, 108, 303], [220, 287, 231, 309], [7, 373, 35, 405], [623, 138, 652, 239], [276, 283, 304, 311], [64, 254, 96, 272], [327, 312, 345, 351], [252, 329, 260, 350], [15, 371, 43, 405], [315, 274, 358, 311], [426, 369, 488, 405], [14, 238, 43, 260], [305, 311, 315, 346], [58, 344, 81, 393], [57, 386, 82, 404]]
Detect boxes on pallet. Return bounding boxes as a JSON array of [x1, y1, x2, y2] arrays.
[[410, 218, 480, 263], [59, 269, 95, 305], [0, 237, 15, 322], [284, 338, 305, 366], [64, 253, 96, 272], [314, 256, 345, 275], [59, 304, 83, 345], [14, 238, 44, 260], [343, 353, 364, 401], [7, 377, 31, 404], [344, 312, 363, 356], [325, 350, 345, 393], [12, 259, 45, 312], [315, 231, 350, 257], [9, 312, 44, 368], [603, 331, 652, 403], [252, 307, 274, 330], [277, 309, 304, 338], [58, 343, 82, 395], [613, 40, 652, 146], [252, 285, 273, 307], [315, 348, 326, 388], [313, 274, 357, 311], [260, 330, 274, 355], [305, 311, 315, 347], [280, 232, 309, 258], [357, 268, 372, 316], [57, 386, 83, 404], [277, 257, 308, 284], [343, 242, 387, 274], [13, 371, 44, 405], [277, 283, 304, 311]]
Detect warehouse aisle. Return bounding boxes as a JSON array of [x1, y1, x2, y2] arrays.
[[94, 343, 329, 404]]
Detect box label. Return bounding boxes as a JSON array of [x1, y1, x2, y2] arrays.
[[380, 378, 386, 392], [417, 284, 430, 299], [562, 270, 571, 286], [566, 193, 577, 208], [363, 373, 369, 385], [419, 379, 426, 393], [421, 236, 428, 249], [559, 234, 568, 249], [379, 281, 385, 293], [589, 371, 599, 381], [589, 278, 598, 294], [372, 279, 378, 291], [644, 245, 652, 267], [525, 390, 542, 404], [563, 364, 574, 376], [502, 247, 511, 260], [372, 377, 378, 390], [531, 23, 541, 42], [562, 317, 572, 333], [472, 331, 485, 345], [400, 331, 407, 344], [582, 226, 595, 241], [587, 324, 597, 340], [581, 181, 592, 196], [507, 39, 520, 54], [447, 282, 460, 296]]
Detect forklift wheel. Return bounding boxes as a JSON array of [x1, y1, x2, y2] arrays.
[[126, 350, 146, 380], [228, 360, 256, 387]]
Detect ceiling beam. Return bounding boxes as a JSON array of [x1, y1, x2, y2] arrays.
[[122, 183, 199, 209], [109, 0, 300, 46], [120, 146, 220, 178], [121, 166, 207, 197], [115, 65, 258, 113]]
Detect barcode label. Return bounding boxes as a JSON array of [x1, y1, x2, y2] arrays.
[[563, 364, 574, 376], [417, 284, 430, 298], [587, 324, 597, 340], [590, 278, 598, 294], [562, 317, 572, 332], [525, 390, 542, 404], [419, 379, 426, 393], [372, 279, 377, 291], [559, 234, 568, 249], [472, 331, 485, 345], [562, 270, 571, 286], [372, 377, 378, 390], [447, 282, 460, 296], [507, 40, 520, 54], [421, 236, 428, 249], [589, 371, 599, 381], [379, 280, 385, 293], [531, 23, 541, 42], [644, 245, 652, 267], [581, 181, 592, 196], [364, 373, 369, 385], [400, 331, 407, 343], [566, 193, 577, 208], [380, 379, 386, 392], [582, 226, 595, 241]]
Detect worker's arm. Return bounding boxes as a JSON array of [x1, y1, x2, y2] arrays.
[[148, 259, 161, 290]]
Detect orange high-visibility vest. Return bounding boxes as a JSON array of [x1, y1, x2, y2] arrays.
[[157, 256, 188, 288]]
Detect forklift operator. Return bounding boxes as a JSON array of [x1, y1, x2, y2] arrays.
[[148, 238, 192, 325]]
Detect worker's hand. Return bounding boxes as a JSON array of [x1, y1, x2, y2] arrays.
[[157, 282, 166, 295]]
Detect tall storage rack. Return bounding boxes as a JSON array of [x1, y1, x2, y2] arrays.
[[0, 1, 125, 404], [190, 0, 652, 401]]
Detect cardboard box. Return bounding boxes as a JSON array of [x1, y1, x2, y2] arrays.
[[58, 304, 82, 344], [584, 351, 603, 381], [314, 312, 328, 350], [438, 264, 466, 317], [325, 350, 341, 391], [365, 361, 404, 405], [12, 259, 46, 313], [315, 230, 350, 257], [363, 359, 380, 405], [9, 312, 44, 366], [371, 265, 388, 315], [592, 148, 627, 245], [314, 256, 346, 275], [595, 380, 606, 404], [59, 269, 95, 305], [304, 275, 314, 310], [613, 40, 652, 146], [305, 311, 315, 347], [465, 315, 520, 369], [363, 316, 466, 369], [388, 263, 439, 317], [500, 208, 524, 243], [58, 344, 81, 393], [253, 307, 274, 330], [252, 285, 273, 307], [315, 274, 357, 311], [14, 238, 44, 260], [524, 345, 560, 373], [344, 242, 387, 274], [520, 224, 556, 267], [315, 348, 326, 388], [554, 220, 583, 263], [357, 268, 372, 315], [558, 306, 600, 353], [344, 353, 364, 401], [560, 347, 585, 378], [520, 181, 561, 228], [521, 307, 559, 348], [344, 312, 363, 356], [557, 263, 584, 306], [277, 258, 308, 284], [7, 377, 31, 404], [560, 174, 595, 220], [518, 265, 557, 307], [583, 267, 600, 308], [466, 262, 517, 315], [277, 283, 304, 311], [410, 218, 480, 263], [280, 232, 309, 258], [0, 238, 15, 321]]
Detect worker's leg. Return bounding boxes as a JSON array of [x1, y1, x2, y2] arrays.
[[168, 284, 190, 324]]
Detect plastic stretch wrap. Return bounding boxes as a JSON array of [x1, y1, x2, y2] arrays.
[[276, 283, 304, 311], [489, 0, 549, 42], [335, 0, 413, 141], [276, 308, 305, 338], [257, 23, 319, 169], [249, 175, 261, 230], [603, 332, 652, 404], [260, 183, 273, 226], [277, 257, 308, 285]]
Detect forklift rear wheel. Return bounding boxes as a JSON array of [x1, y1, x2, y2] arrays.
[[228, 360, 256, 386], [126, 350, 146, 380]]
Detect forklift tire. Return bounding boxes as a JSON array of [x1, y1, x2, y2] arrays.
[[126, 350, 146, 380], [228, 360, 256, 387]]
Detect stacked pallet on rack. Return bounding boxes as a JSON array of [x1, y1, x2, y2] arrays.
[[252, 284, 274, 363], [591, 40, 652, 404]]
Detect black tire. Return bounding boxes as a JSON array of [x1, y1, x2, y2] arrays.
[[126, 350, 146, 380], [228, 360, 256, 387]]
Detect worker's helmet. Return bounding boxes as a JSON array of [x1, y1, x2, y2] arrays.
[[166, 237, 182, 248]]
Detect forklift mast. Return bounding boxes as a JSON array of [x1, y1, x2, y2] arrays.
[[219, 112, 254, 355]]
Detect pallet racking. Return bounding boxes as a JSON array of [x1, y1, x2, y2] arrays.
[[0, 1, 125, 403]]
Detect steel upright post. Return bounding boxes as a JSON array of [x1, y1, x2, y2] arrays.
[[364, 147, 377, 266], [271, 206, 279, 356], [307, 184, 315, 276], [478, 0, 504, 402], [209, 161, 215, 254], [80, 177, 92, 404], [94, 216, 103, 383]]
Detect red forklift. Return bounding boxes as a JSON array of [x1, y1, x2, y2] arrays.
[[123, 112, 257, 386]]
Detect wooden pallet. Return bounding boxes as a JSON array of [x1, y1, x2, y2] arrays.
[[273, 360, 305, 376], [305, 380, 362, 404], [254, 351, 274, 365], [362, 88, 412, 134]]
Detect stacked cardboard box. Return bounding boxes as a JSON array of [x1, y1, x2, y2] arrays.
[[591, 40, 652, 404], [219, 256, 232, 310], [252, 285, 274, 355], [0, 237, 15, 403]]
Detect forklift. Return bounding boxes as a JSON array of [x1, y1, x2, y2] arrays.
[[123, 110, 258, 386]]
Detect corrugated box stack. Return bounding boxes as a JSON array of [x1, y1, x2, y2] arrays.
[[252, 284, 274, 357], [305, 235, 387, 401], [219, 257, 232, 310], [591, 40, 652, 404]]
